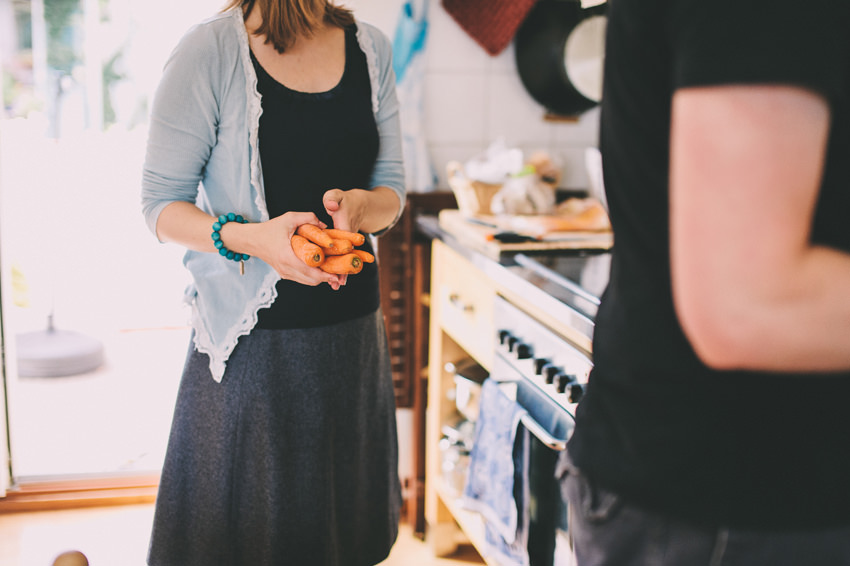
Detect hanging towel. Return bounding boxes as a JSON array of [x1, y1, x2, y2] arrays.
[[484, 425, 531, 566], [441, 0, 539, 56], [392, 1, 428, 83], [392, 0, 437, 192], [462, 379, 531, 566]]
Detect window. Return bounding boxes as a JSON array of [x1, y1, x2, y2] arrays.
[[1, 0, 217, 482]]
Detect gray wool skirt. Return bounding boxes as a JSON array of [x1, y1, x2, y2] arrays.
[[147, 310, 401, 566]]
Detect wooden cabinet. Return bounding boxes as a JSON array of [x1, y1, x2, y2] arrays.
[[424, 239, 497, 559], [421, 232, 601, 563], [430, 240, 495, 371]]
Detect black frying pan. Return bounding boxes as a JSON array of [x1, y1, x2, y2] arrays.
[[514, 0, 608, 117]]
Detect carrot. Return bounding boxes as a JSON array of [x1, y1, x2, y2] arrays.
[[291, 234, 324, 267], [319, 254, 363, 275], [323, 228, 365, 247], [321, 238, 354, 256], [296, 224, 334, 248], [352, 249, 375, 263]]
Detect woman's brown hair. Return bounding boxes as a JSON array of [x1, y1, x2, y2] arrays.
[[222, 0, 355, 53]]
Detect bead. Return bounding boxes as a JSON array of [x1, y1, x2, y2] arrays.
[[211, 212, 250, 273]]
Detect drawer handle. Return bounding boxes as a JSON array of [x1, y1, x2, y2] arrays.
[[449, 293, 475, 313]]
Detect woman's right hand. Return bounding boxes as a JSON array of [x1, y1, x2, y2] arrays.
[[239, 211, 342, 289], [156, 203, 341, 289]]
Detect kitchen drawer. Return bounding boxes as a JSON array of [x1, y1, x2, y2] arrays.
[[432, 240, 495, 369]]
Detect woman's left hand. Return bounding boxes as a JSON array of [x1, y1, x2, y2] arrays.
[[323, 186, 400, 235], [323, 188, 366, 233], [323, 188, 368, 288]]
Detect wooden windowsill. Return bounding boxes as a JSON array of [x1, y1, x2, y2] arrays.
[[0, 473, 159, 514]]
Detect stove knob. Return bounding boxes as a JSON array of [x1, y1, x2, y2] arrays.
[[507, 336, 519, 352], [569, 383, 586, 404], [543, 364, 560, 384], [533, 358, 550, 375], [556, 373, 577, 393], [498, 330, 512, 346], [516, 343, 533, 360]]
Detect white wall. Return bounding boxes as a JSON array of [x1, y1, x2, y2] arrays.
[[347, 0, 600, 191]]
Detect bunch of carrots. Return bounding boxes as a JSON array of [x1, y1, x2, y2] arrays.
[[291, 225, 375, 274]]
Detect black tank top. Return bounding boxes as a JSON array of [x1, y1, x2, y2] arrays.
[[252, 24, 381, 329]]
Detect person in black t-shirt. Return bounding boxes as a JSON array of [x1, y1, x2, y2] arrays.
[[565, 1, 850, 564]]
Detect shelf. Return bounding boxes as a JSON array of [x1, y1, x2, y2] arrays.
[[434, 482, 501, 566]]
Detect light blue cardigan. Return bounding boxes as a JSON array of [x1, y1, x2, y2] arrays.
[[141, 8, 406, 382]]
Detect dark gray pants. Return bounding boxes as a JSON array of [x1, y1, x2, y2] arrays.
[[564, 465, 850, 566]]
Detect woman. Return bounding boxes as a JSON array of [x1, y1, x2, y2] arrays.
[[140, 0, 405, 564]]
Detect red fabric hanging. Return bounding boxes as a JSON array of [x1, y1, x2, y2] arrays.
[[441, 0, 539, 56]]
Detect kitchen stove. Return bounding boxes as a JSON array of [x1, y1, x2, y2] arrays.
[[487, 250, 609, 566], [495, 296, 592, 417], [416, 213, 613, 564], [495, 251, 609, 415]]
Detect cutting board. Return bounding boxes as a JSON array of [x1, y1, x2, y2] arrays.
[[438, 209, 613, 259]]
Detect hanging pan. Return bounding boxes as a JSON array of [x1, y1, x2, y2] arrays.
[[514, 0, 608, 117]]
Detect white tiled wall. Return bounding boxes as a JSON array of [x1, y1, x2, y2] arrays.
[[347, 0, 600, 191]]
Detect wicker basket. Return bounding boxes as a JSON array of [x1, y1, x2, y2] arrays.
[[446, 161, 503, 217]]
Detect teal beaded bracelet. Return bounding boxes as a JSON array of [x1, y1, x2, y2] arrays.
[[211, 213, 250, 267]]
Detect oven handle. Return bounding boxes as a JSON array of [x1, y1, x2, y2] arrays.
[[490, 377, 568, 452], [518, 413, 567, 452]]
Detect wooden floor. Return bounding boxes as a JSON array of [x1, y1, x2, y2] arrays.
[[0, 503, 485, 566]]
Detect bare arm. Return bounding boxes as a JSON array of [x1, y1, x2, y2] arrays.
[[670, 85, 850, 372], [155, 201, 342, 289]]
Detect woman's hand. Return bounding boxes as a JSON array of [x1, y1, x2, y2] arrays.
[[235, 211, 343, 290], [323, 186, 401, 235], [156, 203, 343, 289], [323, 188, 364, 233], [322, 189, 362, 287], [323, 187, 400, 288]]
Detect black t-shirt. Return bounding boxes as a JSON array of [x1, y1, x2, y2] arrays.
[[568, 0, 850, 529], [252, 24, 381, 329]]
